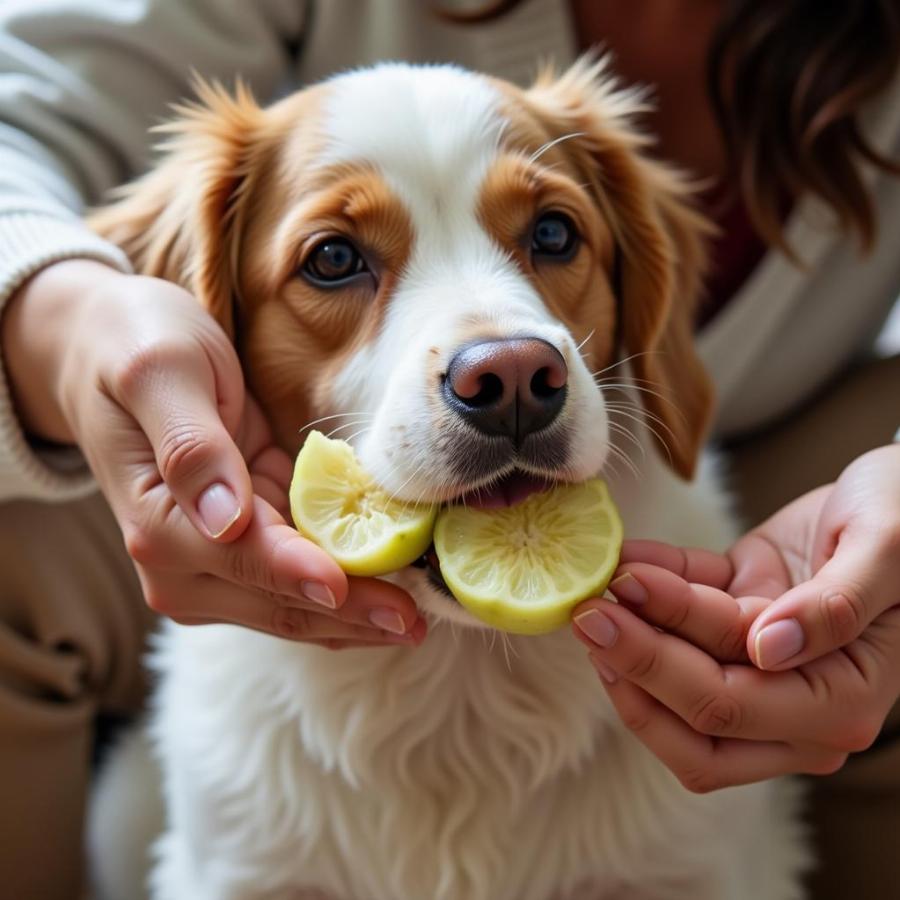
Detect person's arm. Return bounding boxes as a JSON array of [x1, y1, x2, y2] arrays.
[[0, 0, 307, 500]]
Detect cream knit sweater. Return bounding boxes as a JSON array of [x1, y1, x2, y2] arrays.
[[0, 0, 898, 501]]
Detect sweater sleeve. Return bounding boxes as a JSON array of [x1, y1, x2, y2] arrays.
[[0, 0, 307, 501]]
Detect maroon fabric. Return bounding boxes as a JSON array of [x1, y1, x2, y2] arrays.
[[696, 186, 772, 330]]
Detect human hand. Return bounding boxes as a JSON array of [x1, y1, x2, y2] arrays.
[[3, 260, 424, 649], [570, 444, 900, 790]]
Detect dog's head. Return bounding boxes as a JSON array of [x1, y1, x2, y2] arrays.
[[91, 59, 713, 626]]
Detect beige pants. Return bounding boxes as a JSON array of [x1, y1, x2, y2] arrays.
[[1, 355, 898, 900], [0, 493, 154, 899]]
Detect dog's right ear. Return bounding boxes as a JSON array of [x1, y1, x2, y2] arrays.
[[525, 57, 715, 480], [88, 79, 264, 340]]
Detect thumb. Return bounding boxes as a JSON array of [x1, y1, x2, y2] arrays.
[[115, 340, 254, 542], [747, 529, 900, 670]]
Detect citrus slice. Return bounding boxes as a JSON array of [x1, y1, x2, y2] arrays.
[[290, 431, 437, 576], [433, 479, 623, 635]]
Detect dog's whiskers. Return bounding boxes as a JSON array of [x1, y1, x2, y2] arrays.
[[574, 328, 596, 357], [607, 420, 645, 457], [528, 131, 586, 165], [589, 350, 662, 381], [593, 378, 686, 422], [298, 411, 375, 435], [499, 631, 517, 670], [605, 401, 677, 445], [606, 442, 641, 482], [325, 417, 380, 439], [606, 421, 645, 472], [602, 448, 624, 480], [605, 402, 675, 451], [340, 425, 375, 447], [607, 404, 675, 461], [385, 456, 432, 508]]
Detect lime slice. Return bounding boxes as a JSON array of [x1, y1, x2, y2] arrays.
[[290, 431, 437, 576], [433, 479, 623, 635]]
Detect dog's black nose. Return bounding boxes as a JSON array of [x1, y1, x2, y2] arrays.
[[443, 338, 568, 442]]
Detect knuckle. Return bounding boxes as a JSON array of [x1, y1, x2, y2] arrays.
[[821, 585, 867, 647], [157, 426, 217, 487], [122, 522, 159, 566], [622, 646, 662, 683], [677, 767, 720, 795], [714, 619, 749, 662], [689, 691, 743, 736], [871, 519, 900, 560], [226, 546, 275, 594], [144, 585, 176, 616], [271, 605, 311, 640], [619, 707, 653, 736], [111, 341, 179, 403], [832, 714, 882, 753], [807, 753, 849, 776], [875, 520, 900, 558], [657, 597, 691, 633]]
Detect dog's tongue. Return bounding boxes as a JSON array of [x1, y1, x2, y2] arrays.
[[457, 471, 555, 509]]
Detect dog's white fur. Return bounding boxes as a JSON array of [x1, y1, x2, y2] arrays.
[[89, 64, 809, 900]]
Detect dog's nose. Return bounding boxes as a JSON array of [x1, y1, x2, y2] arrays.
[[443, 338, 568, 442]]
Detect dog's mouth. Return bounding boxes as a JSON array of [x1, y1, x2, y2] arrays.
[[451, 468, 556, 509], [411, 468, 560, 598]]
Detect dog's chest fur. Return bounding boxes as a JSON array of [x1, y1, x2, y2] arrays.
[[153, 611, 758, 900]]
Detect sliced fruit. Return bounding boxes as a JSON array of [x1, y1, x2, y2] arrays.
[[289, 430, 437, 576], [433, 479, 623, 635]]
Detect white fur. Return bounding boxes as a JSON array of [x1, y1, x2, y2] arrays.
[[90, 63, 809, 900]]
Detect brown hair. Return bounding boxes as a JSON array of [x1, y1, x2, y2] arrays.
[[708, 0, 900, 254], [433, 0, 900, 255]]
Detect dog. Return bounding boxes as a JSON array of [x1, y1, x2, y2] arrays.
[[87, 58, 808, 900]]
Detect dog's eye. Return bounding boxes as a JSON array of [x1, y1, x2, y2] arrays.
[[303, 238, 367, 285], [531, 212, 579, 259]]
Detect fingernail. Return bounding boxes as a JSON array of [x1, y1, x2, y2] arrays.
[[755, 618, 804, 669], [302, 581, 337, 609], [369, 608, 408, 635], [197, 483, 241, 538], [609, 572, 648, 605], [589, 652, 619, 684], [574, 609, 619, 648]]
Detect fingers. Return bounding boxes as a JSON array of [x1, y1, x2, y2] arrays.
[[129, 493, 351, 611], [725, 531, 795, 601], [589, 670, 847, 790], [747, 528, 900, 670], [136, 494, 423, 637], [619, 541, 734, 587], [113, 337, 254, 542], [248, 444, 294, 520], [604, 564, 770, 662], [572, 598, 890, 746], [162, 574, 424, 646]]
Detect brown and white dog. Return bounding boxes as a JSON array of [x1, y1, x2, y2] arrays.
[[88, 59, 807, 900]]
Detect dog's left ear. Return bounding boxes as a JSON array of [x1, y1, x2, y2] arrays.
[[88, 79, 263, 340], [526, 58, 715, 480]]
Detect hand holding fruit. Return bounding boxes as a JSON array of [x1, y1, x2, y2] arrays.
[[2, 260, 423, 649], [572, 444, 900, 790]]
